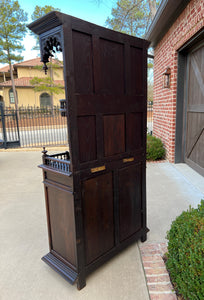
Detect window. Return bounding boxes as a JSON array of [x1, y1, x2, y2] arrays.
[[40, 93, 52, 107], [9, 89, 15, 104]]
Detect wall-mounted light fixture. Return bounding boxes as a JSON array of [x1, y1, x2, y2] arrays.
[[163, 67, 171, 88], [59, 99, 67, 117]]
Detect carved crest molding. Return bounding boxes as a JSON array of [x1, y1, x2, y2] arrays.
[[39, 25, 63, 74]]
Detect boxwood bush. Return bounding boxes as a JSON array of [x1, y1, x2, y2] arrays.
[[166, 200, 204, 300], [146, 134, 165, 161]]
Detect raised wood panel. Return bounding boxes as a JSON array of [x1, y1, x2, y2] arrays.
[[189, 130, 204, 168], [130, 47, 143, 95], [78, 116, 97, 163], [82, 173, 114, 264], [103, 114, 125, 157], [119, 164, 142, 242], [186, 112, 204, 168], [46, 186, 77, 266], [185, 44, 204, 175], [188, 46, 204, 106], [98, 38, 124, 94], [127, 112, 143, 151], [72, 31, 94, 94]]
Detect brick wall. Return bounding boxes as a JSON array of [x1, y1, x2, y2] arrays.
[[153, 0, 204, 162]]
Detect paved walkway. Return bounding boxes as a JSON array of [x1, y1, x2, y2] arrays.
[[146, 162, 203, 243], [0, 150, 203, 300]]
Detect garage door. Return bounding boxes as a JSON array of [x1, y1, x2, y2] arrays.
[[185, 43, 204, 176]]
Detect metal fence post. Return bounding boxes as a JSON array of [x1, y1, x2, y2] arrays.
[[0, 103, 7, 148], [15, 108, 21, 146]]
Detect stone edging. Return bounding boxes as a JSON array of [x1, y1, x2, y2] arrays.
[[139, 243, 177, 300]]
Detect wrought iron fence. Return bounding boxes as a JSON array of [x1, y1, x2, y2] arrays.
[[0, 104, 20, 148], [0, 103, 153, 149], [0, 105, 68, 148]]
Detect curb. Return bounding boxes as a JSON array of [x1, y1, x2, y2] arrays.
[[139, 243, 177, 300], [0, 146, 68, 152]]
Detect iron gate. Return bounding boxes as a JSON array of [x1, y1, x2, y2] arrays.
[[0, 104, 20, 148]]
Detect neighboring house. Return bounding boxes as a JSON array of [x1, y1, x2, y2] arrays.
[[146, 0, 204, 176], [0, 58, 65, 107]]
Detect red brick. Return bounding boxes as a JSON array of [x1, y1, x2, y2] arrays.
[[143, 261, 165, 268], [148, 282, 174, 292], [141, 255, 162, 262], [141, 250, 162, 256], [146, 274, 170, 283], [140, 244, 160, 251], [144, 267, 167, 275], [150, 294, 177, 300]]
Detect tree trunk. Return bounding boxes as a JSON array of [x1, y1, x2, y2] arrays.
[[148, 0, 157, 20], [9, 62, 19, 119], [49, 57, 54, 115]]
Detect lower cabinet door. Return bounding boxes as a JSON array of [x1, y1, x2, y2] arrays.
[[45, 184, 77, 267], [82, 172, 114, 265]]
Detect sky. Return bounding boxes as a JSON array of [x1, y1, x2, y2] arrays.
[[1, 0, 115, 66]]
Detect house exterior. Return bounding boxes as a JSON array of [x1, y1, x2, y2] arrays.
[[0, 58, 65, 107], [146, 0, 204, 176]]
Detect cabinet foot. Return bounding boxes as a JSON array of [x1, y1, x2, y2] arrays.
[[77, 275, 86, 290], [141, 228, 149, 242], [141, 232, 147, 242]]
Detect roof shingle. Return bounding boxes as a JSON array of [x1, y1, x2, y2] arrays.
[[0, 57, 63, 72], [0, 77, 65, 87], [0, 65, 12, 72], [13, 57, 63, 67]]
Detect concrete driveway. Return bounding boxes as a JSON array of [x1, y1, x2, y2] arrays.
[[146, 162, 204, 242], [0, 150, 203, 300]]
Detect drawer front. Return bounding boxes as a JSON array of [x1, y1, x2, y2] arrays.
[[45, 170, 73, 189]]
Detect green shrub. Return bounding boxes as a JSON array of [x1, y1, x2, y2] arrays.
[[166, 200, 204, 300], [146, 134, 165, 160]]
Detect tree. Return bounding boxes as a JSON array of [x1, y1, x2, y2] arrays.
[[29, 60, 64, 110], [105, 0, 160, 100], [147, 80, 153, 103], [148, 0, 157, 19], [105, 0, 161, 37], [0, 0, 28, 112], [31, 5, 61, 50], [30, 61, 64, 95], [30, 5, 62, 110]]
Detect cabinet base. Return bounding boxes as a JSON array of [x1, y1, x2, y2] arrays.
[[42, 228, 149, 289], [42, 253, 78, 285]]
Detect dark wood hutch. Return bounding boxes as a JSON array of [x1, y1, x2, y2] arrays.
[[28, 11, 149, 290]]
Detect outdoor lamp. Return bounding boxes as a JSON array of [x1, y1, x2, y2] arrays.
[[163, 67, 171, 88], [59, 99, 67, 117]]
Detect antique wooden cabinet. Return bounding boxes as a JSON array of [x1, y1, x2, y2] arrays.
[[28, 12, 149, 290]]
